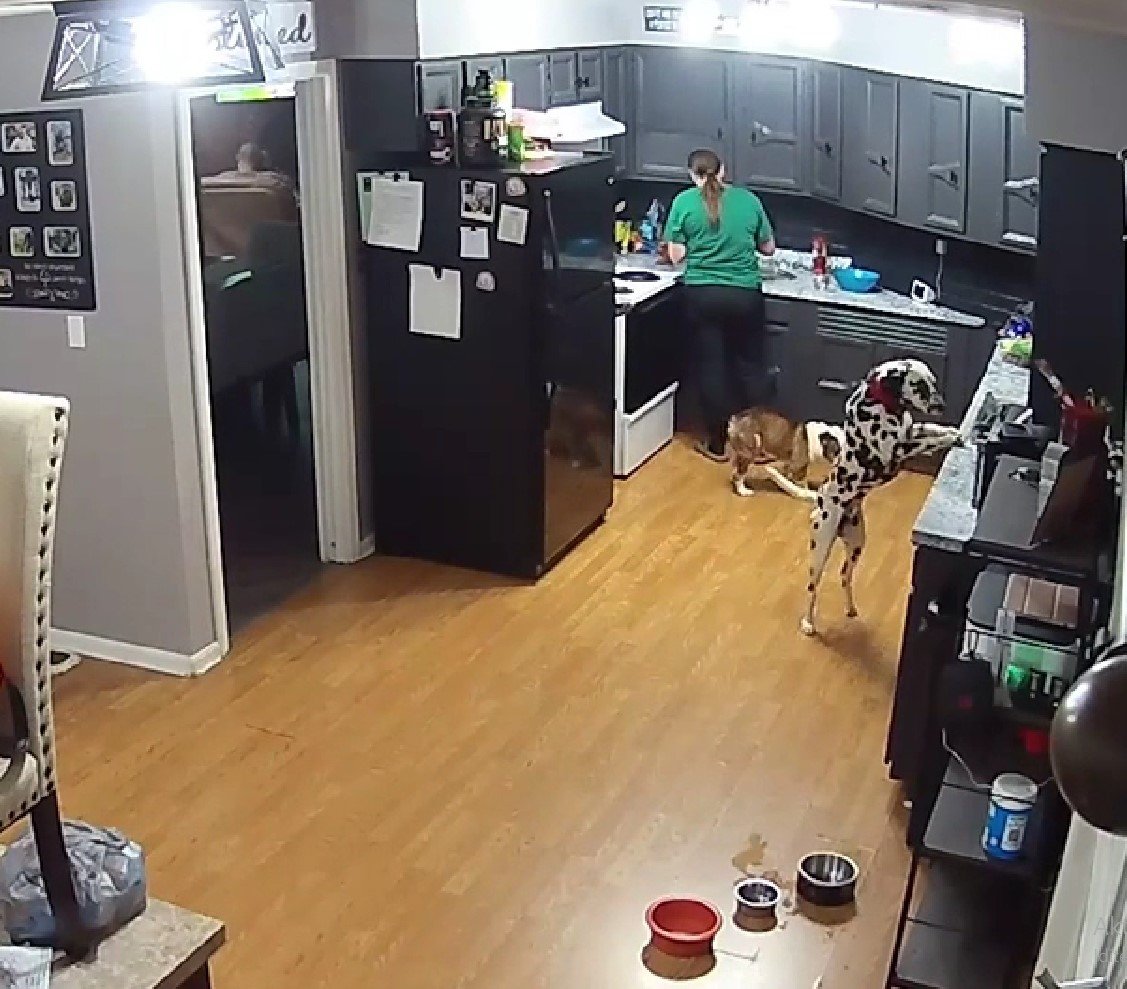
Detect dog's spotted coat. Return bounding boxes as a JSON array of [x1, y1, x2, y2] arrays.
[[801, 358, 962, 636]]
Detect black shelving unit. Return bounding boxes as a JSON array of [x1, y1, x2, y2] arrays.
[[886, 455, 1115, 989]]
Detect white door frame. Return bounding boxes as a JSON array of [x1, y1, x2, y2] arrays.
[[174, 59, 362, 661]]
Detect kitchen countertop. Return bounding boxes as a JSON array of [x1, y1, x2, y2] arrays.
[[614, 253, 985, 328], [912, 346, 1031, 552]]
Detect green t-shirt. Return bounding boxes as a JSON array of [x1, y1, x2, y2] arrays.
[[664, 186, 774, 290]]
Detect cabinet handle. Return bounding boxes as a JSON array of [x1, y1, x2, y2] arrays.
[[928, 162, 961, 188], [867, 154, 890, 172], [817, 378, 851, 393], [819, 139, 833, 156], [716, 127, 724, 141], [1004, 176, 1039, 204]]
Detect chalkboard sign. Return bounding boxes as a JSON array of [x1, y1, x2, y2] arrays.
[[0, 109, 95, 311]]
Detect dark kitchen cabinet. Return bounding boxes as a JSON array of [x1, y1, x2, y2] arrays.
[[418, 60, 463, 112], [842, 69, 899, 217], [733, 56, 805, 192], [506, 53, 550, 111], [602, 47, 631, 175], [578, 50, 603, 102], [549, 51, 579, 106], [809, 62, 843, 201], [632, 48, 732, 180], [465, 56, 505, 87], [967, 93, 1039, 252], [898, 80, 970, 234]]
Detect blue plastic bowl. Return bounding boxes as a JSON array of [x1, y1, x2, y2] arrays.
[[834, 267, 881, 293]]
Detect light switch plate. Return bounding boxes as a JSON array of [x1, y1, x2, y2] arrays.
[[66, 314, 85, 349]]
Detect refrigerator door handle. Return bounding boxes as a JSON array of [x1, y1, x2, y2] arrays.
[[543, 189, 562, 307]]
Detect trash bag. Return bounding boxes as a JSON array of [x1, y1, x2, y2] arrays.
[[0, 821, 146, 946]]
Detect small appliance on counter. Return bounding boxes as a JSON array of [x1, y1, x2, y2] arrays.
[[424, 109, 457, 165], [972, 403, 1051, 508], [458, 69, 507, 167]]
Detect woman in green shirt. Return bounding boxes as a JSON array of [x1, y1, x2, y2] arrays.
[[664, 148, 776, 461]]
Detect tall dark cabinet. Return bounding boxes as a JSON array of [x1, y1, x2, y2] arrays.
[[1032, 145, 1126, 435]]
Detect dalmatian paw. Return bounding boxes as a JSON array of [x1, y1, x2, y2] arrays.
[[846, 606, 859, 619], [733, 479, 754, 498], [800, 616, 816, 636]]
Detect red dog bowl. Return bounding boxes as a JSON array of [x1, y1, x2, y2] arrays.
[[645, 897, 722, 958]]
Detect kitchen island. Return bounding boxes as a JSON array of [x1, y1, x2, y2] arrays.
[[886, 346, 1034, 795]]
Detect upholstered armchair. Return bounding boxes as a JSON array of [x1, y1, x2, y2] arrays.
[[0, 392, 89, 956]]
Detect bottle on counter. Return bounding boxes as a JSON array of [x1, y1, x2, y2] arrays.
[[812, 234, 830, 289]]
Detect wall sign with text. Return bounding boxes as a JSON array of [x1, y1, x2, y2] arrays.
[[0, 109, 94, 311], [643, 5, 682, 32]]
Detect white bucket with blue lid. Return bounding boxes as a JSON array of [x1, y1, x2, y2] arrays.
[[982, 773, 1038, 860]]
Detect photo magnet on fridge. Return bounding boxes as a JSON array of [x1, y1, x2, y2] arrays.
[[460, 179, 497, 223]]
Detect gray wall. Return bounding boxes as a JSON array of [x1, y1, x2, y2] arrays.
[[1026, 18, 1127, 153], [0, 11, 215, 657], [313, 0, 420, 59]]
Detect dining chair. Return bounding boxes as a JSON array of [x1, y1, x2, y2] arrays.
[[0, 391, 91, 957]]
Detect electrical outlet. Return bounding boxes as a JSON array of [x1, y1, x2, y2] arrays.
[[935, 238, 947, 256]]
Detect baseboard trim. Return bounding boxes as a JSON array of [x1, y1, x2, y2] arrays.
[[50, 630, 225, 677]]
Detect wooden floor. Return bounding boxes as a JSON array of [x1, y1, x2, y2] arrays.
[[51, 439, 932, 988]]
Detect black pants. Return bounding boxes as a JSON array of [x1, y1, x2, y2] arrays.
[[685, 285, 769, 449]]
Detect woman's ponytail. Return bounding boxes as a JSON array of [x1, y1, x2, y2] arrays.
[[688, 148, 724, 228]]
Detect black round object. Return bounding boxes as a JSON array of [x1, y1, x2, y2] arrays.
[[734, 878, 780, 922], [796, 853, 858, 907], [616, 270, 661, 282], [1051, 651, 1127, 837]]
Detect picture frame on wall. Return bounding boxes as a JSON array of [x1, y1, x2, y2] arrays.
[[50, 180, 76, 211], [0, 121, 36, 154], [0, 108, 94, 310], [46, 120, 73, 166]]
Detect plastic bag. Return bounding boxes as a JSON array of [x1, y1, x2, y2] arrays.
[[0, 821, 146, 945]]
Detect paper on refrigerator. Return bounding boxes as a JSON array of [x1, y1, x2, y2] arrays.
[[409, 265, 462, 340], [0, 945, 52, 988], [365, 177, 424, 252]]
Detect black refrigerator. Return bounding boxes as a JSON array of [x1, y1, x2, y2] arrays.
[[365, 153, 616, 578]]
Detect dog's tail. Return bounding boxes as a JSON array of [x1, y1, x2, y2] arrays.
[[764, 466, 820, 502]]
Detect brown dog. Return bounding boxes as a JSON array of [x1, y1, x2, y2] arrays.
[[727, 409, 844, 500]]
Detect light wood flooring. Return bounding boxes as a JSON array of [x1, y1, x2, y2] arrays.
[[51, 439, 933, 988]]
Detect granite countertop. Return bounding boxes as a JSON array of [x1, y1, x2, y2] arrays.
[[51, 899, 225, 989], [912, 347, 1031, 552], [614, 252, 985, 328]]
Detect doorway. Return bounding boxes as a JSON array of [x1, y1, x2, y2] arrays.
[[188, 89, 322, 636]]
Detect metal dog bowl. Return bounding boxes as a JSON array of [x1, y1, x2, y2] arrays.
[[796, 852, 858, 907], [734, 878, 781, 925]]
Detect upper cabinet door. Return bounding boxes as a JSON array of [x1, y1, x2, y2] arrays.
[[734, 56, 805, 192], [809, 62, 842, 201], [418, 60, 463, 113], [633, 48, 731, 180], [602, 48, 631, 176], [999, 97, 1039, 249], [898, 80, 969, 233], [842, 70, 899, 217], [967, 92, 1038, 252], [506, 53, 550, 111], [549, 52, 579, 106], [577, 50, 603, 102], [464, 57, 505, 89]]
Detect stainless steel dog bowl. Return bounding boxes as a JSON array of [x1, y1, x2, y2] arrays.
[[796, 852, 858, 907], [734, 878, 781, 924]]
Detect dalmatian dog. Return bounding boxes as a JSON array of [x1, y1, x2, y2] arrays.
[[800, 358, 962, 636]]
